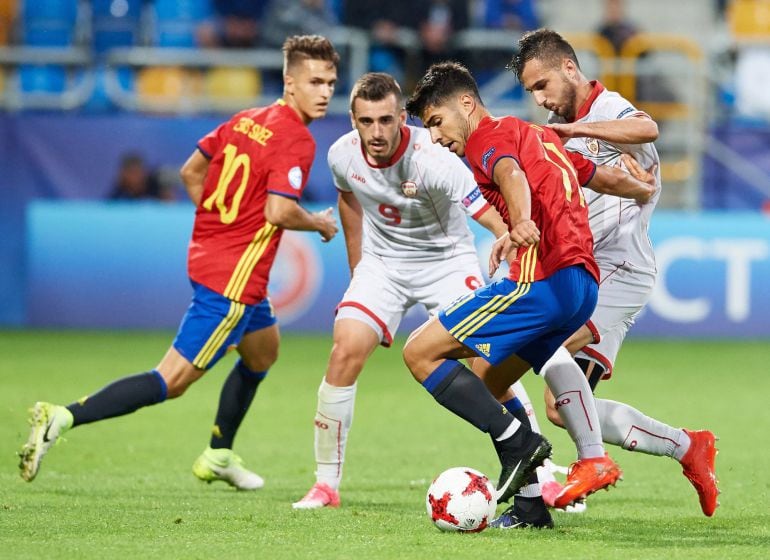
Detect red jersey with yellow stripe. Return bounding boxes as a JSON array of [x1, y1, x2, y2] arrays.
[[466, 115, 599, 284], [189, 100, 314, 304]]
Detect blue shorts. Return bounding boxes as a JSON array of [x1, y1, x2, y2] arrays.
[[438, 265, 598, 372], [173, 281, 277, 370]]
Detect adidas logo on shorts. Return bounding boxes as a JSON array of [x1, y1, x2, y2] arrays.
[[475, 342, 491, 357]]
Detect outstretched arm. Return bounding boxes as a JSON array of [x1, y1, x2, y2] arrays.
[[548, 116, 659, 144], [264, 194, 339, 242], [587, 157, 657, 204]]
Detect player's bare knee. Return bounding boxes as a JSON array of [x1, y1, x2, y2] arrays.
[[242, 348, 278, 372], [165, 377, 192, 399], [546, 403, 565, 428], [402, 339, 431, 380], [326, 362, 365, 388]]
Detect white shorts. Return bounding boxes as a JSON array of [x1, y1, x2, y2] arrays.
[[336, 253, 484, 346], [574, 261, 656, 379]]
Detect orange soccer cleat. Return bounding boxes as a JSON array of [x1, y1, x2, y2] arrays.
[[553, 454, 622, 509], [680, 429, 720, 517]]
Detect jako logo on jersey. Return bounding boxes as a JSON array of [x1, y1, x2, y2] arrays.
[[401, 180, 418, 197], [268, 231, 321, 323], [586, 138, 600, 156], [481, 146, 496, 170], [352, 172, 366, 184], [462, 187, 482, 207], [475, 342, 491, 357], [288, 166, 303, 190]]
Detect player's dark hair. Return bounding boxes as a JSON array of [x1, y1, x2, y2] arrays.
[[282, 34, 340, 74], [405, 61, 483, 120], [349, 72, 403, 113], [508, 28, 580, 82]]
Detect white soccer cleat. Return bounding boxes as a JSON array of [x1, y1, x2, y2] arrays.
[[292, 482, 341, 509], [545, 458, 569, 476], [192, 447, 264, 490], [19, 402, 74, 482]]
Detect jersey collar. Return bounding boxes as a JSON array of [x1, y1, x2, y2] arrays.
[[362, 126, 411, 169], [572, 80, 605, 122]]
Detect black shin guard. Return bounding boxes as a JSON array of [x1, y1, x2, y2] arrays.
[[66, 371, 167, 427], [429, 362, 515, 439], [210, 360, 265, 449]]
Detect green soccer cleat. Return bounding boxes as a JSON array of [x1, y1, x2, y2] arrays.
[[192, 447, 264, 490], [19, 402, 74, 482]]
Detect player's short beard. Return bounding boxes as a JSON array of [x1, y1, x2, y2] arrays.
[[560, 78, 578, 122]]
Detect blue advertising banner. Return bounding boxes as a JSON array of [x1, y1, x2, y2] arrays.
[[27, 202, 770, 337]]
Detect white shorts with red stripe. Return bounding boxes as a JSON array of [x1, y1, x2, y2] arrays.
[[575, 260, 656, 379], [335, 253, 484, 347]]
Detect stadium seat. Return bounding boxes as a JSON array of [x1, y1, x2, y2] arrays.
[[21, 0, 79, 46], [19, 65, 67, 93], [729, 0, 770, 41], [151, 0, 212, 47], [82, 65, 135, 112], [0, 0, 18, 45], [91, 0, 143, 53], [136, 66, 203, 103], [205, 66, 261, 108]]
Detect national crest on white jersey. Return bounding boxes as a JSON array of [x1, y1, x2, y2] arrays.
[[401, 180, 418, 198]]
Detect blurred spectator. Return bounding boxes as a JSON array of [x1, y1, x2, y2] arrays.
[[343, 0, 417, 82], [480, 0, 539, 31], [109, 153, 176, 201], [419, 0, 469, 69], [597, 0, 638, 54], [597, 0, 676, 103], [261, 0, 337, 48], [343, 0, 468, 86], [197, 0, 268, 48]]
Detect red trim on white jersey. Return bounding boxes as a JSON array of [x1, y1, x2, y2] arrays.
[[573, 81, 606, 122], [471, 202, 492, 221], [581, 346, 614, 380], [585, 319, 601, 344], [361, 126, 411, 169], [336, 301, 394, 347]]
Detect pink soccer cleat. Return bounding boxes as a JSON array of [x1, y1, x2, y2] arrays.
[[292, 482, 341, 510]]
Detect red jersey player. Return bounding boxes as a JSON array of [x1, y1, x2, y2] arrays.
[[19, 35, 340, 488], [403, 61, 623, 527]]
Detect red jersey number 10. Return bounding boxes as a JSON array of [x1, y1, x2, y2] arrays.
[[202, 143, 250, 224]]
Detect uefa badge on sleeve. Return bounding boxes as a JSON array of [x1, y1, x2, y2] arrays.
[[401, 181, 418, 198]]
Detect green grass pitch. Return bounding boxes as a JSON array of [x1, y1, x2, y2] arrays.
[[1, 331, 769, 559]]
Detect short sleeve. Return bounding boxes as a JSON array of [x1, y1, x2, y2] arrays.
[[567, 150, 597, 186], [468, 123, 521, 183], [197, 121, 228, 159], [265, 130, 315, 200], [327, 149, 352, 193]]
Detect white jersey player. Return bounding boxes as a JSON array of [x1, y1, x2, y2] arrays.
[[293, 73, 509, 510], [506, 28, 718, 518]]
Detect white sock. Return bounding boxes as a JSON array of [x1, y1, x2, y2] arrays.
[[595, 398, 690, 461], [511, 381, 556, 484], [511, 380, 542, 432], [541, 347, 604, 460], [314, 378, 357, 490]]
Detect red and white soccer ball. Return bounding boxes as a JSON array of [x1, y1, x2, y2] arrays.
[[425, 467, 497, 532]]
